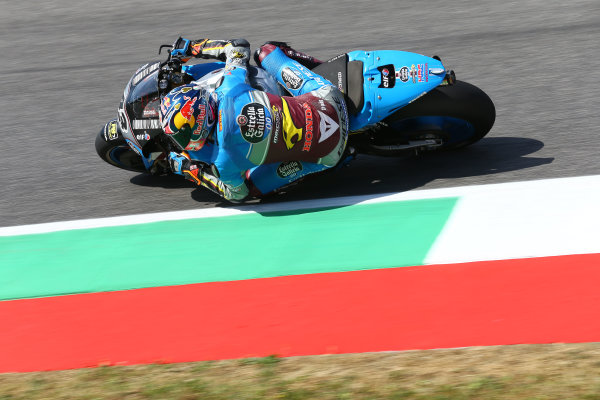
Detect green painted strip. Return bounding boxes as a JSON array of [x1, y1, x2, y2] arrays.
[[0, 198, 457, 300]]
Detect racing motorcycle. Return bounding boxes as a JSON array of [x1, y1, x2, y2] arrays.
[[95, 42, 495, 194]]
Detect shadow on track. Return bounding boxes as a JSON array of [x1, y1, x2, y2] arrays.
[[129, 136, 552, 208], [257, 136, 553, 204]]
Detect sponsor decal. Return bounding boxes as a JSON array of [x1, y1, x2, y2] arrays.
[[132, 119, 161, 130], [281, 67, 303, 90], [132, 62, 159, 86], [271, 105, 281, 144], [396, 66, 410, 83], [410, 64, 418, 83], [237, 115, 248, 126], [294, 63, 325, 86], [237, 103, 271, 144], [118, 109, 128, 133], [313, 75, 325, 86], [125, 139, 143, 156], [197, 105, 207, 124], [276, 161, 303, 178], [190, 104, 207, 139], [143, 108, 158, 118], [410, 63, 429, 83], [218, 110, 223, 131], [317, 111, 339, 143], [107, 120, 119, 141], [302, 103, 313, 152], [143, 98, 160, 118], [180, 96, 197, 121], [318, 99, 327, 111], [337, 71, 344, 92], [281, 99, 303, 150], [327, 53, 346, 63], [135, 133, 151, 141], [377, 64, 396, 88]]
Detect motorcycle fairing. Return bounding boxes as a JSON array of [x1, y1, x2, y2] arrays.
[[347, 50, 446, 130]]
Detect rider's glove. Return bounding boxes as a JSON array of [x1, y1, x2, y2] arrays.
[[169, 37, 211, 59], [168, 151, 192, 175], [169, 37, 192, 59], [168, 151, 208, 186]]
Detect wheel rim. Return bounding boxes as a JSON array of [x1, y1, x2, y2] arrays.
[[386, 116, 476, 145], [107, 145, 146, 171]]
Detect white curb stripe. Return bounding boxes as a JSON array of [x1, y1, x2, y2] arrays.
[[424, 175, 600, 264], [1, 175, 599, 244]]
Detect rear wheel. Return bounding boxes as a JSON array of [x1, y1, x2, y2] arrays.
[[362, 80, 495, 155], [95, 119, 147, 173]]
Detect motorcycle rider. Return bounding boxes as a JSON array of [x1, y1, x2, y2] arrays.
[[160, 37, 349, 202]]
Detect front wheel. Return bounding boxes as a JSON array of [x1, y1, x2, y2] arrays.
[[95, 119, 148, 173], [365, 80, 496, 155]]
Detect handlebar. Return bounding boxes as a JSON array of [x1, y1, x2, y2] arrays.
[[157, 37, 190, 95]]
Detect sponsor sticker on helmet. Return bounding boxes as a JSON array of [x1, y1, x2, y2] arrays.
[[237, 103, 271, 144]]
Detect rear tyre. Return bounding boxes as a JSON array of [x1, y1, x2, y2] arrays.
[[95, 119, 147, 173], [381, 80, 496, 150]]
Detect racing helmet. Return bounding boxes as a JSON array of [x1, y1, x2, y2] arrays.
[[159, 84, 218, 151]]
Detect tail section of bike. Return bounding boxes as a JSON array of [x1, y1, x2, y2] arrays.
[[314, 50, 495, 154], [346, 50, 446, 130]]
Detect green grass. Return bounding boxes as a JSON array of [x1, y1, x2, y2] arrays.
[[1, 344, 600, 399]]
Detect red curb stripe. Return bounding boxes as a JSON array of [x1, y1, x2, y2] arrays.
[[1, 253, 599, 373]]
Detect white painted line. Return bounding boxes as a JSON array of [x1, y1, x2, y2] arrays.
[[1, 175, 599, 238], [424, 175, 600, 264]]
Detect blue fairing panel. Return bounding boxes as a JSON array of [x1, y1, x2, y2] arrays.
[[347, 50, 445, 130], [182, 62, 226, 80]]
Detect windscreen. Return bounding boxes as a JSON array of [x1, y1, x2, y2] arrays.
[[118, 62, 163, 150]]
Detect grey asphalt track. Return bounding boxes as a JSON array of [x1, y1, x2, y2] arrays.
[[1, 0, 599, 227]]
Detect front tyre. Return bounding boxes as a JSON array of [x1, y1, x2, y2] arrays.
[[95, 119, 147, 173]]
